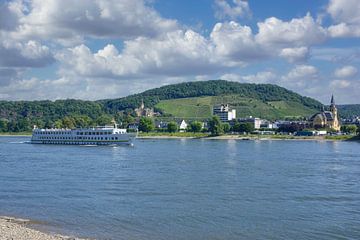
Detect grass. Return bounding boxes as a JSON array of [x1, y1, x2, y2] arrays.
[[155, 95, 318, 120], [0, 132, 32, 136], [138, 132, 209, 138], [325, 135, 356, 141]]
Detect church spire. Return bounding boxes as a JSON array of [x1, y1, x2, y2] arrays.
[[331, 94, 335, 105]]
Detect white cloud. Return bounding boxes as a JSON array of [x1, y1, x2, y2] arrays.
[[221, 71, 277, 83], [279, 47, 309, 63], [281, 65, 318, 88], [0, 37, 54, 68], [211, 21, 268, 65], [327, 0, 360, 37], [56, 30, 223, 79], [8, 0, 178, 45], [334, 66, 358, 78], [214, 0, 251, 20], [256, 13, 327, 47], [330, 79, 351, 88]]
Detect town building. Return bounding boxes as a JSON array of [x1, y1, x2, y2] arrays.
[[135, 99, 154, 117], [309, 95, 340, 131], [179, 120, 188, 132], [238, 117, 262, 129], [213, 104, 236, 122]]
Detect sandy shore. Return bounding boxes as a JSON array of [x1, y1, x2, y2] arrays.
[[0, 216, 88, 240]]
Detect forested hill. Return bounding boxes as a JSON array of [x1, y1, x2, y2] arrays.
[[101, 80, 322, 112], [0, 80, 327, 132], [337, 104, 360, 119]]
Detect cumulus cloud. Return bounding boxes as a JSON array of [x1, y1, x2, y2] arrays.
[[334, 66, 358, 78], [281, 65, 318, 88], [8, 0, 177, 44], [330, 79, 351, 88], [327, 0, 360, 37], [256, 13, 327, 47], [0, 1, 20, 31], [279, 47, 309, 63], [56, 30, 223, 79], [221, 71, 277, 83], [0, 38, 54, 68], [211, 21, 268, 65], [214, 0, 251, 20]]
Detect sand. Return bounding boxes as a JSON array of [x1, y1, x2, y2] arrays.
[[0, 216, 88, 240]]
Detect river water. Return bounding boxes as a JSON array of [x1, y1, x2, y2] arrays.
[[0, 136, 359, 239]]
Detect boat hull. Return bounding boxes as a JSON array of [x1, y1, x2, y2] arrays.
[[30, 138, 134, 145]]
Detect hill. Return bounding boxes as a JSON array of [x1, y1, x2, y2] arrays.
[[101, 80, 322, 113], [337, 104, 360, 119], [0, 80, 325, 132]]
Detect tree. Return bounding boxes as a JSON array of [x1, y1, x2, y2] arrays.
[[232, 122, 254, 133], [341, 124, 358, 134], [0, 119, 8, 132], [139, 117, 154, 132], [208, 116, 224, 136], [94, 114, 113, 126], [222, 122, 231, 133], [62, 116, 76, 129], [189, 121, 202, 133], [167, 121, 178, 133]]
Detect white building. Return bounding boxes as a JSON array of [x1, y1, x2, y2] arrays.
[[179, 120, 188, 132], [213, 104, 236, 122]]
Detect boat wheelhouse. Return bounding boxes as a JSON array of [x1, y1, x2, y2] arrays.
[[31, 123, 135, 145]]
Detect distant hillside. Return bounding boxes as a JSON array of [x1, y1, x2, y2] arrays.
[[101, 80, 323, 113], [155, 95, 318, 120], [0, 80, 325, 132], [337, 104, 360, 119]]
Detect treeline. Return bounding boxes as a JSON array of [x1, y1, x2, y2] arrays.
[[0, 80, 328, 132], [337, 104, 360, 119]]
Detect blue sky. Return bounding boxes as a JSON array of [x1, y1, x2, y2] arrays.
[[0, 0, 359, 104]]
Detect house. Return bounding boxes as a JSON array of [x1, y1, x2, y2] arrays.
[[179, 120, 188, 132]]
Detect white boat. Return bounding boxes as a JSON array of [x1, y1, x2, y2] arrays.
[[31, 122, 135, 146]]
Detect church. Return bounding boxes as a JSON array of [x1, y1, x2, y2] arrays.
[[309, 95, 340, 131]]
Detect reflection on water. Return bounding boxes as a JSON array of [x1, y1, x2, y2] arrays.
[[0, 136, 359, 240]]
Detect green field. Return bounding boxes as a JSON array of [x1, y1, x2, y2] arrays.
[[155, 95, 318, 120]]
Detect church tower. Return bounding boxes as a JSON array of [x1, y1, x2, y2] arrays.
[[329, 95, 340, 131]]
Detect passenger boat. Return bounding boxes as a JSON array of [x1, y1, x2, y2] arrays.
[[31, 122, 135, 145]]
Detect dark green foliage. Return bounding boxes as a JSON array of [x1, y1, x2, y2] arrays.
[[208, 116, 224, 136], [189, 121, 203, 133], [337, 104, 360, 119], [341, 124, 358, 134], [0, 80, 324, 132], [232, 122, 254, 133], [222, 122, 231, 133], [167, 121, 178, 133], [102, 80, 323, 113], [139, 117, 154, 132]]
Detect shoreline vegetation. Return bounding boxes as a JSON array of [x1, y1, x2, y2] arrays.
[[0, 131, 358, 141], [0, 216, 87, 240]]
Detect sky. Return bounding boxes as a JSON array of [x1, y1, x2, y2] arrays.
[[0, 0, 359, 104]]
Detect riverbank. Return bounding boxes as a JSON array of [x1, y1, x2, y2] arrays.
[[138, 132, 357, 141], [0, 216, 87, 240]]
